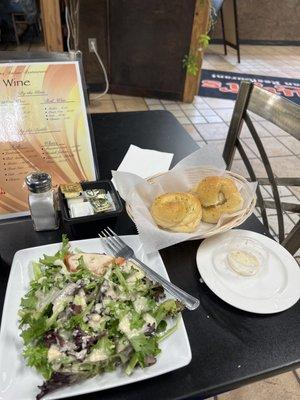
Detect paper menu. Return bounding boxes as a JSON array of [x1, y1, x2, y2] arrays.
[[0, 61, 96, 218]]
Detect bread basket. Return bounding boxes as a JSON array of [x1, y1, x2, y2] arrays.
[[125, 168, 256, 240]]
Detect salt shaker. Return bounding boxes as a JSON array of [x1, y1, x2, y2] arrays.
[[25, 172, 59, 231]]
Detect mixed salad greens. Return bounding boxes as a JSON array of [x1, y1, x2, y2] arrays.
[[19, 235, 184, 399]]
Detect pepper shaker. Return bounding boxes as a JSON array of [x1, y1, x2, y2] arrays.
[[25, 172, 59, 231]]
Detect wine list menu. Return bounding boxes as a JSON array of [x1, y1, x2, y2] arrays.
[[0, 61, 97, 218]]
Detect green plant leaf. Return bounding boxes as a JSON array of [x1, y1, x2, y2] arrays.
[[199, 33, 210, 49], [182, 54, 199, 76], [23, 345, 53, 379]]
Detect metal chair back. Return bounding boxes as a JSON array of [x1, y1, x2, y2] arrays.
[[223, 81, 300, 255]]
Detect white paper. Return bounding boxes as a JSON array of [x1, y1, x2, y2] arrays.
[[116, 145, 174, 178], [112, 145, 257, 254]]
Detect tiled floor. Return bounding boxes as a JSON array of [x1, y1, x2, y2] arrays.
[[89, 45, 300, 399]]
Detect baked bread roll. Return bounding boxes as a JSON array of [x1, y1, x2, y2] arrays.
[[150, 192, 202, 233], [195, 176, 243, 224]]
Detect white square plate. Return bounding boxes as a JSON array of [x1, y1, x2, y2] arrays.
[[0, 236, 191, 400]]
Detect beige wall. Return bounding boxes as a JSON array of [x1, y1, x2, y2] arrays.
[[212, 0, 300, 42]]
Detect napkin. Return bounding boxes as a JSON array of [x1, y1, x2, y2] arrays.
[[116, 145, 174, 179]]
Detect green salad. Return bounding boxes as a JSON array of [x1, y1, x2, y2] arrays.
[[19, 235, 184, 399]]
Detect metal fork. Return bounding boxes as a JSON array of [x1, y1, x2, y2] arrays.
[[98, 227, 200, 310]]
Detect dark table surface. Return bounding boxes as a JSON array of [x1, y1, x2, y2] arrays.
[[0, 111, 299, 400]]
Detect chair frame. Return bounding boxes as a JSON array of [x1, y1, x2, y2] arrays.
[[220, 0, 241, 63], [223, 81, 300, 255]]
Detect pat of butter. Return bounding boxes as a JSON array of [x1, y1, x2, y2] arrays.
[[227, 250, 260, 276], [70, 202, 94, 218]]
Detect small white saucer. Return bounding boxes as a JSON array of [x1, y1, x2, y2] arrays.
[[196, 229, 300, 314]]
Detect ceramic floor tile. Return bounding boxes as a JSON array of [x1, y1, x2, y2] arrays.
[[218, 371, 300, 400], [205, 115, 223, 123], [189, 116, 207, 124], [203, 97, 235, 109], [194, 103, 212, 110], [88, 99, 116, 113], [199, 109, 218, 117], [265, 208, 278, 217], [288, 186, 300, 200], [243, 137, 292, 157], [195, 122, 229, 140], [193, 96, 206, 104], [170, 110, 185, 117], [164, 104, 181, 111], [240, 124, 254, 139], [179, 103, 198, 110], [247, 111, 266, 122], [114, 98, 148, 112], [254, 207, 261, 217], [267, 214, 296, 235], [183, 109, 201, 117], [176, 116, 190, 124], [161, 100, 177, 105], [260, 185, 272, 199], [144, 98, 161, 105], [259, 121, 288, 137], [240, 122, 271, 139], [251, 122, 273, 137], [205, 140, 225, 155], [280, 196, 300, 205], [239, 140, 259, 159], [183, 124, 202, 141], [230, 158, 267, 179], [287, 212, 300, 224], [262, 185, 294, 198], [278, 186, 294, 197], [148, 104, 165, 110], [278, 136, 300, 156], [214, 108, 234, 122], [250, 158, 269, 178], [270, 156, 300, 178]]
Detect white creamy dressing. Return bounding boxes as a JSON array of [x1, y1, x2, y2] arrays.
[[143, 313, 156, 327], [118, 315, 133, 336], [74, 289, 87, 308], [133, 297, 148, 313], [52, 295, 73, 315], [127, 269, 145, 283], [88, 313, 105, 331], [121, 262, 132, 273], [118, 314, 143, 338], [117, 338, 129, 353], [47, 345, 63, 362], [119, 312, 156, 339], [94, 303, 103, 313], [88, 348, 108, 362], [106, 285, 118, 299]]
